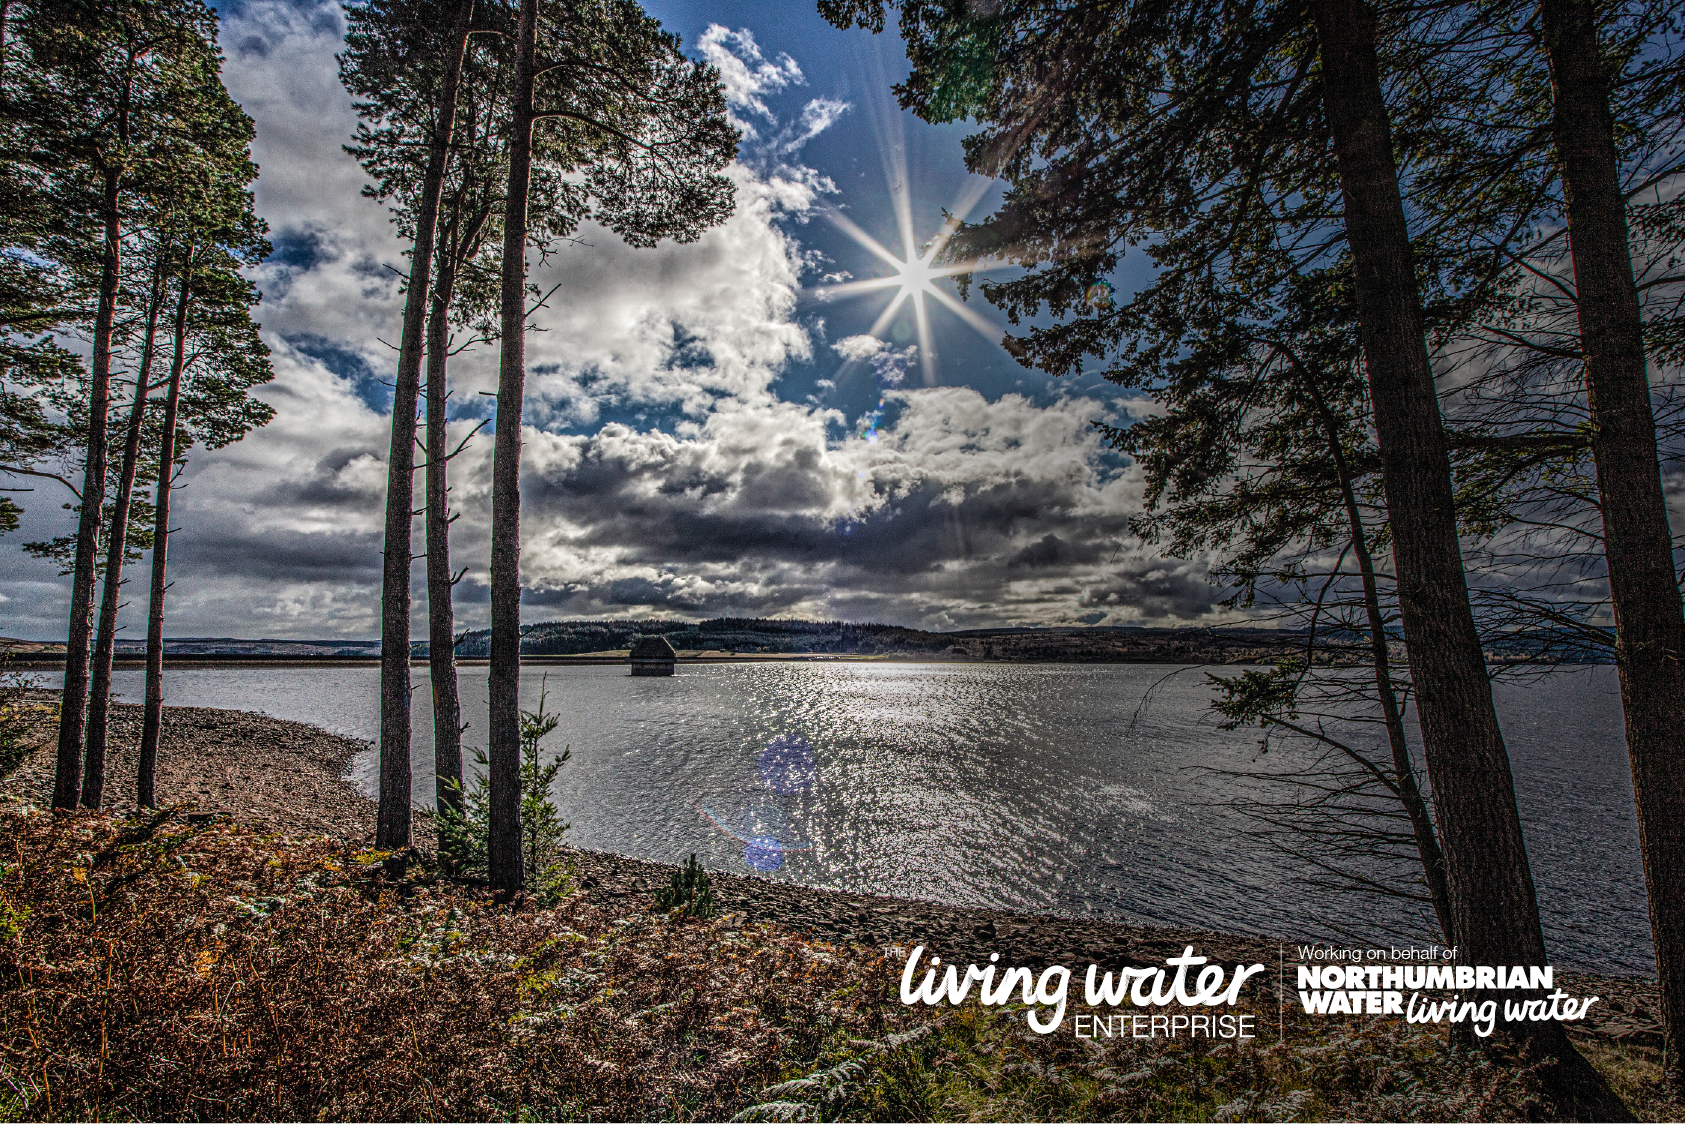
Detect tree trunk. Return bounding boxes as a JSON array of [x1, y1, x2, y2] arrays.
[[52, 162, 120, 811], [489, 0, 538, 897], [375, 0, 475, 851], [1310, 0, 1629, 1114], [1538, 0, 1685, 1086], [426, 253, 463, 834], [83, 248, 169, 808], [1286, 344, 1455, 944], [139, 254, 192, 808]]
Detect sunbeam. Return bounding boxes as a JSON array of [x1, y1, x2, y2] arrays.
[[814, 205, 1006, 386]]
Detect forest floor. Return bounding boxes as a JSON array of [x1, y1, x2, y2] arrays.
[[0, 697, 1680, 1121]]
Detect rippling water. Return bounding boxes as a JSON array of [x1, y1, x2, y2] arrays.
[[78, 661, 1648, 975]]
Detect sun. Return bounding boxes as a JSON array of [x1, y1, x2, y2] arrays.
[[813, 191, 1005, 387]]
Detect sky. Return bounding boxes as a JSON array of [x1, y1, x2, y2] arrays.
[[0, 0, 1232, 641]]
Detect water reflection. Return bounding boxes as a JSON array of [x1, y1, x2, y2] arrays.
[[81, 661, 1648, 974], [760, 734, 817, 794]]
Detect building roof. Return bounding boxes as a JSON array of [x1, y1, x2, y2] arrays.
[[629, 635, 677, 660]]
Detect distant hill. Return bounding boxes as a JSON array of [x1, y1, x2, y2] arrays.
[[444, 618, 1306, 664], [2, 637, 380, 659], [3, 621, 1607, 664]]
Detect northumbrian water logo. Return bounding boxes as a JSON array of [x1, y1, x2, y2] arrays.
[[1291, 945, 1599, 1038]]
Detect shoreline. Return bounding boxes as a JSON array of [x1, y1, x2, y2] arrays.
[[1, 695, 1663, 1047]]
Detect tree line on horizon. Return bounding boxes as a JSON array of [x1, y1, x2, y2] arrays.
[[817, 0, 1683, 1109]]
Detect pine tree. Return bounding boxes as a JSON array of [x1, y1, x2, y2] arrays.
[[342, 0, 479, 851], [485, 0, 735, 896], [7, 0, 249, 809], [419, 43, 510, 846], [136, 218, 271, 808], [1533, 0, 1685, 1084]]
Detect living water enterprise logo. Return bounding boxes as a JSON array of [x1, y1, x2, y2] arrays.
[[899, 944, 1266, 1038]]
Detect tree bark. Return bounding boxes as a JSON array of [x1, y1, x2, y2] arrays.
[[52, 161, 121, 811], [83, 246, 168, 808], [139, 253, 192, 808], [375, 0, 475, 851], [1309, 0, 1629, 1114], [425, 252, 463, 834], [1538, 0, 1685, 1086], [1281, 343, 1455, 944], [489, 0, 538, 897]]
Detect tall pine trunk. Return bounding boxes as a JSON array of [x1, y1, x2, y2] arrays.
[[1309, 0, 1627, 1113], [488, 0, 538, 896], [139, 255, 192, 808], [82, 250, 169, 807], [53, 162, 121, 810], [426, 252, 463, 833], [1287, 346, 1455, 943], [1538, 0, 1685, 1086], [375, 0, 475, 850]]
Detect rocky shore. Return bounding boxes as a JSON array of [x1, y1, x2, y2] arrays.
[[2, 696, 1663, 1047]]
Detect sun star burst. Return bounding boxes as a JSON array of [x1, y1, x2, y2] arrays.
[[813, 177, 1006, 387]]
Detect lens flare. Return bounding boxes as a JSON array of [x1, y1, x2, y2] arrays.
[[816, 211, 1003, 389], [743, 837, 786, 872], [760, 734, 818, 794]]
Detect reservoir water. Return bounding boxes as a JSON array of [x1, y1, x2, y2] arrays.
[[74, 661, 1648, 975]]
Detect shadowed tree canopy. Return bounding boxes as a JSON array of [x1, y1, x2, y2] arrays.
[[820, 0, 1667, 1110]]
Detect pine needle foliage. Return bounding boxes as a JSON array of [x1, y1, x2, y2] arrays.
[[655, 852, 718, 920], [439, 692, 572, 903]]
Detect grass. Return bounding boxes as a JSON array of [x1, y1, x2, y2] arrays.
[[1566, 1035, 1684, 1122], [1, 796, 1678, 1121], [731, 1003, 1546, 1122]]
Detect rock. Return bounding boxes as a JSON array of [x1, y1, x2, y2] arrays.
[[1609, 1021, 1666, 1049]]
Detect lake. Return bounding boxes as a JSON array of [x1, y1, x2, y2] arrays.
[[71, 660, 1650, 975]]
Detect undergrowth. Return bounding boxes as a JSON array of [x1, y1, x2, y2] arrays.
[[0, 666, 43, 781], [0, 800, 896, 1120], [730, 994, 1667, 1122], [1, 796, 1674, 1121]]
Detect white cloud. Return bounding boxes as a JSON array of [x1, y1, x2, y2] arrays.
[[697, 25, 804, 132], [832, 335, 886, 361]]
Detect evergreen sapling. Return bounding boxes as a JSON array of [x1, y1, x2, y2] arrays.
[[655, 853, 717, 920], [438, 690, 572, 903]]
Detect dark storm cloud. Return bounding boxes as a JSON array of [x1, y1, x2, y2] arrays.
[[500, 389, 1231, 628], [1076, 563, 1225, 621], [1010, 533, 1092, 569], [253, 446, 385, 510], [525, 437, 1124, 578], [168, 527, 381, 582]]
